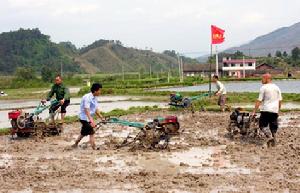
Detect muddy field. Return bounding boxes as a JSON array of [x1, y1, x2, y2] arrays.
[[0, 111, 299, 193]]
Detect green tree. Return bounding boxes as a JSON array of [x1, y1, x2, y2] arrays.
[[233, 51, 244, 58], [41, 65, 55, 82], [15, 67, 37, 80], [282, 51, 288, 57], [291, 47, 300, 61], [275, 50, 282, 58]]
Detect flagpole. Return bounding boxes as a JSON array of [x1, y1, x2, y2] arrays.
[[209, 44, 212, 96], [215, 45, 219, 76]]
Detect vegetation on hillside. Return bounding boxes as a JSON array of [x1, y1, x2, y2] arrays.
[[0, 28, 81, 75]]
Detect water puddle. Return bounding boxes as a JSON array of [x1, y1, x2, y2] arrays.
[[11, 187, 142, 193], [168, 190, 193, 193], [0, 96, 143, 110], [166, 146, 251, 175], [93, 145, 251, 176], [154, 80, 300, 93], [94, 155, 141, 173], [0, 101, 167, 128], [210, 186, 240, 193], [279, 114, 299, 128], [32, 87, 81, 94], [10, 189, 33, 193], [233, 102, 300, 110], [0, 153, 13, 169]]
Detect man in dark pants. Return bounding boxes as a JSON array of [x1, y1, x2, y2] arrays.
[[46, 75, 70, 123], [252, 73, 282, 146], [72, 83, 104, 150]]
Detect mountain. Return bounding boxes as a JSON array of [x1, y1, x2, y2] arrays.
[[225, 22, 300, 57], [0, 29, 199, 75], [76, 40, 183, 74], [0, 28, 81, 75]]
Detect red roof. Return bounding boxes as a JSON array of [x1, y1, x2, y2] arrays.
[[223, 59, 256, 63]]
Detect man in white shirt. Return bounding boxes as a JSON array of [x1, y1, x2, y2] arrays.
[[212, 75, 229, 112], [252, 73, 282, 146], [72, 83, 104, 150]]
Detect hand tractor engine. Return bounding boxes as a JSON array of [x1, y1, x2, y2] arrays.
[[8, 100, 63, 138], [104, 116, 180, 150], [227, 108, 259, 136]]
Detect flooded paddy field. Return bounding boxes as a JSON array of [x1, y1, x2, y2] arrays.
[[0, 111, 299, 192]]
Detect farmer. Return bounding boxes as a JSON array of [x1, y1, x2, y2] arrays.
[[252, 73, 282, 146], [212, 75, 229, 112], [72, 83, 104, 150], [46, 75, 70, 123]]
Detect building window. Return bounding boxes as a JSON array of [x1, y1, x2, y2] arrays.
[[248, 63, 253, 66], [223, 63, 228, 67], [231, 63, 236, 67]]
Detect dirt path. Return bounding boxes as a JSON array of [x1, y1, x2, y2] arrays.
[[0, 111, 299, 193]]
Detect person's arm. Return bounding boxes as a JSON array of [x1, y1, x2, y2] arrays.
[[216, 82, 224, 96], [252, 100, 261, 115], [278, 88, 283, 112], [252, 87, 264, 115], [95, 109, 104, 120], [64, 87, 70, 100], [60, 87, 70, 105], [46, 85, 55, 101], [279, 101, 282, 112], [84, 108, 96, 127]]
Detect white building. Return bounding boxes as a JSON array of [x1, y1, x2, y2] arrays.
[[222, 57, 256, 77]]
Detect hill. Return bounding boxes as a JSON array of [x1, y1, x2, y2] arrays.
[[225, 22, 300, 57], [0, 29, 199, 75], [0, 28, 81, 75]]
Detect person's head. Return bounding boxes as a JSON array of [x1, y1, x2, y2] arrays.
[[261, 73, 272, 84], [54, 75, 63, 85], [212, 75, 219, 83], [91, 83, 102, 96]]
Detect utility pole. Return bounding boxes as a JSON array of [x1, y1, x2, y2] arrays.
[[215, 45, 219, 76], [177, 54, 181, 82], [209, 44, 212, 96], [149, 63, 152, 79], [122, 63, 125, 81], [180, 57, 184, 82], [243, 56, 246, 78], [168, 69, 170, 83], [138, 72, 141, 82], [60, 61, 63, 77]]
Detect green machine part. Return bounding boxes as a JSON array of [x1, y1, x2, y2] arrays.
[[107, 117, 145, 129], [33, 99, 59, 115], [188, 93, 210, 101]]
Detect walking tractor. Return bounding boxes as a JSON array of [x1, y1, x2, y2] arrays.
[[227, 108, 260, 136], [169, 92, 210, 113], [96, 115, 180, 150], [8, 99, 63, 138]]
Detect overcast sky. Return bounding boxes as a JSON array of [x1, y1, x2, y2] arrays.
[[1, 0, 300, 56]]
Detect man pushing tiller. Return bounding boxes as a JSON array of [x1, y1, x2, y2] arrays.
[[72, 83, 104, 150]]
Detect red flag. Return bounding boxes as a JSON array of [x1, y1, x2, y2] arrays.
[[211, 25, 225, 44]]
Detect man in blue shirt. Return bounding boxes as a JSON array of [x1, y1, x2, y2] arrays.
[[72, 83, 104, 150]]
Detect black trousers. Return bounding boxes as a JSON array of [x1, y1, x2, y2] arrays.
[[49, 99, 70, 113], [259, 111, 279, 134], [80, 120, 95, 136]]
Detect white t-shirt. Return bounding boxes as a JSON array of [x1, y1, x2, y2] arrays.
[[258, 83, 282, 113], [216, 81, 227, 95]]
